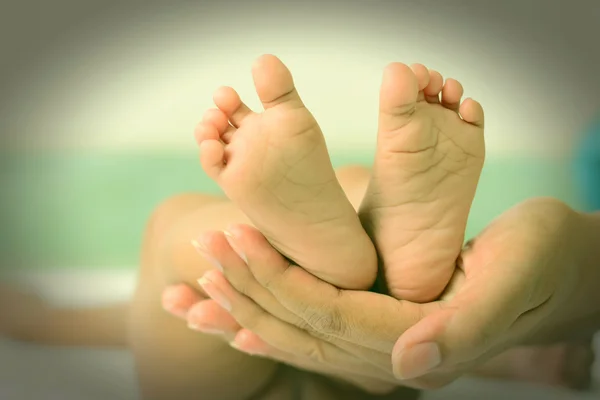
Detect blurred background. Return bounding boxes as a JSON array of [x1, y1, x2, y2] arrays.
[[0, 0, 599, 272], [1, 1, 600, 399]]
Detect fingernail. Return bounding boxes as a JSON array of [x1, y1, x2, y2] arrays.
[[162, 301, 187, 319], [192, 237, 222, 271], [393, 342, 442, 380], [163, 305, 187, 319], [223, 230, 247, 263], [161, 286, 189, 319], [230, 340, 264, 356], [187, 322, 225, 335], [198, 275, 231, 312]]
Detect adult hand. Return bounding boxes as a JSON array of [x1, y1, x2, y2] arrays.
[[165, 227, 456, 391], [389, 197, 599, 382], [161, 272, 420, 394], [166, 197, 600, 389]]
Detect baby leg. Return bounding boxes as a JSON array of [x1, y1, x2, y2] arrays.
[[197, 55, 377, 289], [128, 165, 371, 399], [128, 193, 279, 400], [0, 166, 371, 399]]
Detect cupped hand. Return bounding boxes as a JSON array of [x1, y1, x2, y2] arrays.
[[163, 228, 458, 391], [161, 271, 419, 394], [164, 197, 596, 389]]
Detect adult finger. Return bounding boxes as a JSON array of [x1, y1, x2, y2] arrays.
[[199, 229, 306, 328], [391, 262, 551, 383], [198, 230, 400, 376], [232, 328, 398, 394], [161, 284, 241, 342], [161, 284, 207, 319], [186, 299, 241, 338], [198, 269, 396, 381], [222, 224, 441, 353]]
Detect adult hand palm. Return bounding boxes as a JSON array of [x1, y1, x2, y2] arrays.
[[178, 198, 585, 390]]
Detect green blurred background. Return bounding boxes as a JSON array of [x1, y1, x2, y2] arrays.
[[1, 1, 597, 273], [2, 150, 584, 271]]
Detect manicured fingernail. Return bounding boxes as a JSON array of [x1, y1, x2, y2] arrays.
[[393, 342, 442, 380], [162, 300, 187, 318], [162, 302, 187, 319], [161, 286, 189, 318], [223, 230, 247, 263], [192, 238, 222, 271], [187, 322, 225, 335], [230, 340, 264, 356], [198, 275, 231, 312]]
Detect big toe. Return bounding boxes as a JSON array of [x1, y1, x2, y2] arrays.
[[379, 63, 419, 132], [380, 63, 419, 114], [251, 54, 304, 109]]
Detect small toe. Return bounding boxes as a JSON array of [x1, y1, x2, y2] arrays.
[[410, 64, 430, 101], [220, 126, 237, 144], [459, 98, 485, 128], [213, 86, 254, 128], [441, 78, 464, 111], [202, 108, 230, 134], [424, 70, 443, 103], [199, 139, 226, 179], [202, 108, 237, 143], [194, 122, 220, 145], [251, 54, 305, 110]]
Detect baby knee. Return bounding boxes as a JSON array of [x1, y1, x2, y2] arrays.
[[143, 194, 218, 285], [146, 194, 209, 239]]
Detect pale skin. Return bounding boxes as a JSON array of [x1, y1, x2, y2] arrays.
[[173, 198, 600, 391], [162, 53, 488, 395], [198, 55, 377, 290], [1, 176, 595, 398], [197, 55, 484, 301], [1, 166, 420, 399], [1, 55, 595, 397], [359, 62, 485, 302]]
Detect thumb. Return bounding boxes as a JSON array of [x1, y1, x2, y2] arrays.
[[391, 268, 533, 381]]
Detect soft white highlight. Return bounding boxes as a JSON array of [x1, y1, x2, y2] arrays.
[[2, 2, 596, 157]]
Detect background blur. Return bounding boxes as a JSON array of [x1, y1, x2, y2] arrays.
[[1, 0, 599, 272]]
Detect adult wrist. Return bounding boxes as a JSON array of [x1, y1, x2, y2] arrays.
[[575, 211, 600, 316], [520, 208, 600, 345], [547, 210, 600, 342]]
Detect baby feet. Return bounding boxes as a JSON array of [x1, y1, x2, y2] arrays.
[[195, 55, 376, 289], [360, 63, 485, 302], [196, 55, 483, 298]]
